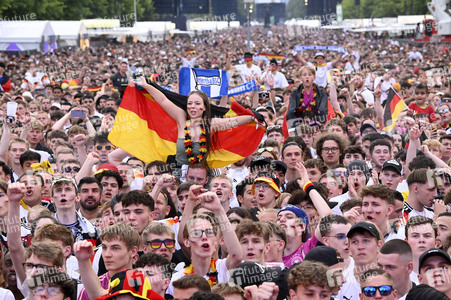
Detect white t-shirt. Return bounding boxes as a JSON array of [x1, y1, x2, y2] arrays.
[[330, 192, 350, 215], [345, 61, 360, 73], [0, 288, 14, 300], [261, 71, 289, 91], [235, 64, 262, 84], [373, 77, 396, 104], [338, 259, 361, 300], [354, 88, 374, 106], [182, 57, 196, 68], [308, 62, 333, 88], [407, 208, 434, 220]]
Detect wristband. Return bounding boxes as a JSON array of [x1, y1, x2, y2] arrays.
[[303, 181, 314, 194]]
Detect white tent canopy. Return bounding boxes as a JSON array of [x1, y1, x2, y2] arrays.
[[0, 21, 55, 52], [50, 21, 88, 47]]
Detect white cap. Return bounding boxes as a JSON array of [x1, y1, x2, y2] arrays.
[[22, 91, 33, 100]]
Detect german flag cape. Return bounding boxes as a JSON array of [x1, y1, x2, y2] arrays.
[[382, 87, 407, 132], [108, 81, 266, 169]]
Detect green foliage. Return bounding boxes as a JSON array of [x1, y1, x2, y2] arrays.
[[342, 0, 429, 19], [286, 0, 307, 19], [0, 0, 157, 22]]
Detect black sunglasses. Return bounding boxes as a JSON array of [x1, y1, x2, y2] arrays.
[[362, 285, 393, 297], [64, 166, 80, 173]]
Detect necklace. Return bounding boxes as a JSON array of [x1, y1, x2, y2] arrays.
[[184, 259, 218, 287], [297, 85, 318, 113], [184, 119, 207, 164]]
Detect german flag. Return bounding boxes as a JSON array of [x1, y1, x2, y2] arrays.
[[84, 86, 116, 92], [108, 81, 265, 169], [258, 53, 286, 60], [382, 87, 407, 132]]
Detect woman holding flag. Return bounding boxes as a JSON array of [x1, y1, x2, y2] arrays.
[[129, 77, 261, 167]]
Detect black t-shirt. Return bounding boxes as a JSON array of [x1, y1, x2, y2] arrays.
[[111, 72, 128, 97]]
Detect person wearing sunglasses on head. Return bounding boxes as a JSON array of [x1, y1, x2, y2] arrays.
[[360, 268, 398, 300]]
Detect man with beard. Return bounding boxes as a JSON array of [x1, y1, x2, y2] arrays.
[[351, 72, 374, 107], [78, 177, 102, 224]]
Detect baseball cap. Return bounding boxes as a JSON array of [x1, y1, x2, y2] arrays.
[[278, 204, 309, 226], [419, 248, 451, 273], [360, 123, 378, 135], [96, 163, 119, 174], [22, 91, 34, 100], [271, 160, 287, 174], [51, 102, 61, 109], [252, 172, 280, 196], [304, 246, 343, 267], [347, 160, 370, 182], [314, 52, 325, 58], [250, 156, 272, 173], [347, 221, 381, 240], [381, 159, 403, 175]]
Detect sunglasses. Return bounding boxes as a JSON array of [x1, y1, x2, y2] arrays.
[[258, 147, 274, 153], [326, 233, 347, 240], [52, 176, 77, 187], [145, 239, 175, 249], [267, 125, 281, 131], [95, 145, 115, 151], [333, 170, 348, 177], [438, 108, 450, 114], [64, 166, 80, 173], [362, 285, 393, 297]]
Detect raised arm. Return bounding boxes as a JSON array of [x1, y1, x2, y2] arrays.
[[331, 52, 344, 67], [200, 191, 243, 270], [108, 148, 130, 166], [211, 115, 254, 132], [7, 183, 27, 284], [374, 84, 384, 129], [51, 110, 71, 131], [328, 81, 342, 114], [406, 124, 422, 178], [419, 145, 448, 168], [225, 53, 236, 71], [0, 124, 12, 163], [177, 185, 206, 258], [74, 240, 107, 299], [296, 163, 332, 241], [132, 77, 186, 128], [296, 51, 308, 65], [75, 152, 99, 184]]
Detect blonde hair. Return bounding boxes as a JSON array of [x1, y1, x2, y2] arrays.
[[424, 139, 443, 152], [297, 66, 316, 77]]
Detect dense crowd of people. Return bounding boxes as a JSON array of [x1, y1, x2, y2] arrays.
[[0, 25, 449, 300]]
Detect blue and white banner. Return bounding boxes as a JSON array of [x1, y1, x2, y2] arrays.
[[293, 45, 347, 55], [228, 80, 259, 97], [179, 67, 229, 98]]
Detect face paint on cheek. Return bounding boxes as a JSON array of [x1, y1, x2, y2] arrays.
[[189, 240, 200, 248], [375, 211, 381, 215]]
